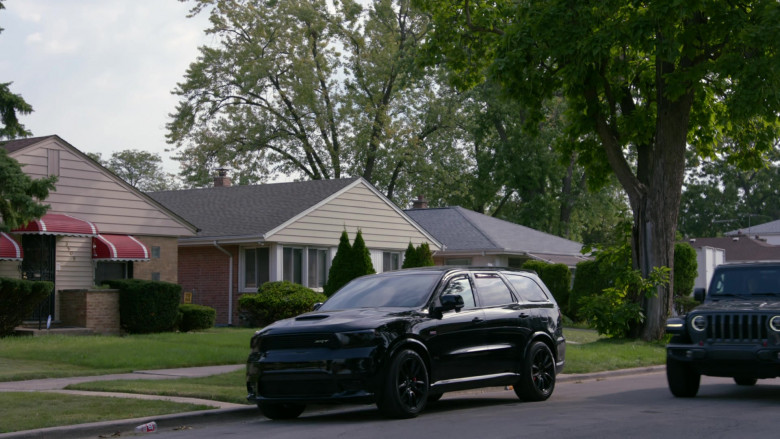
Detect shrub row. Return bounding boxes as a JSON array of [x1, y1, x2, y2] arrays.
[[239, 281, 327, 327], [0, 277, 54, 337], [105, 279, 182, 334]]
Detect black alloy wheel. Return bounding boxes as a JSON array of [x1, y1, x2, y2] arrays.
[[515, 341, 556, 401], [379, 349, 429, 418], [258, 402, 306, 420]]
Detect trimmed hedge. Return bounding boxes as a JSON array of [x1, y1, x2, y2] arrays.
[[239, 281, 327, 327], [570, 259, 612, 321], [105, 279, 181, 334], [178, 304, 216, 332], [521, 260, 572, 315], [0, 277, 54, 337]]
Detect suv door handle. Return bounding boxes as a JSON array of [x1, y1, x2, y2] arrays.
[[472, 317, 484, 323], [519, 313, 529, 318]]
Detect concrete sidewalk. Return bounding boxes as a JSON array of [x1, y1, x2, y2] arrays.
[[0, 364, 665, 439]]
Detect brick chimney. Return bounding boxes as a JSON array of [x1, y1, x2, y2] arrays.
[[412, 195, 428, 209], [214, 168, 231, 187]]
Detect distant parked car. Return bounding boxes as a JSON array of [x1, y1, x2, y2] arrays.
[[666, 262, 780, 397], [246, 266, 565, 419]]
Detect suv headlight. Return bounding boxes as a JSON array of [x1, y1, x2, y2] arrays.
[[335, 329, 378, 347], [770, 316, 780, 332], [691, 315, 707, 332]]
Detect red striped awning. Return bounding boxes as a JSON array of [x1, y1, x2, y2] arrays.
[[13, 213, 99, 237], [0, 232, 23, 260], [92, 234, 150, 261]]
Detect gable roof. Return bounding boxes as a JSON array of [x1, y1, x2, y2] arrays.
[[148, 178, 363, 242], [726, 219, 780, 236], [688, 236, 780, 262], [1, 135, 57, 154], [404, 206, 584, 258]]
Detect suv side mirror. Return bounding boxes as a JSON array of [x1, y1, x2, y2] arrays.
[[439, 294, 465, 312], [312, 302, 323, 311], [693, 288, 705, 303]]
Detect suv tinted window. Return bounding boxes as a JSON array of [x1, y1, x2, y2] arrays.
[[505, 274, 550, 302], [473, 273, 515, 306], [441, 276, 476, 309]]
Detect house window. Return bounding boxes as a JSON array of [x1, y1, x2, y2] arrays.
[[383, 251, 400, 271], [151, 246, 161, 259], [95, 261, 133, 285], [307, 248, 328, 288], [283, 247, 303, 284], [445, 258, 471, 266], [244, 247, 270, 289], [151, 272, 161, 281]]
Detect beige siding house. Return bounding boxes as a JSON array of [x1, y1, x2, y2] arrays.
[[1, 135, 197, 323], [149, 177, 441, 325]]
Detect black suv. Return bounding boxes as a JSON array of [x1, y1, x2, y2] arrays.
[[666, 262, 780, 397], [246, 267, 565, 419]]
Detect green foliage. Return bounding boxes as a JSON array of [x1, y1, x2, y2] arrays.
[[401, 241, 418, 268], [522, 260, 571, 315], [580, 265, 670, 338], [673, 242, 699, 314], [93, 149, 179, 191], [0, 148, 57, 232], [177, 304, 216, 332], [0, 277, 53, 337], [238, 281, 327, 327], [324, 229, 352, 296], [415, 242, 435, 267], [351, 229, 376, 277], [570, 259, 610, 321], [105, 279, 182, 334]]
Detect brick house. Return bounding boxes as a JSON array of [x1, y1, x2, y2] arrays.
[[149, 177, 441, 326], [0, 135, 197, 328]]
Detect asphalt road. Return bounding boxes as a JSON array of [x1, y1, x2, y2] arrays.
[[127, 371, 780, 439]]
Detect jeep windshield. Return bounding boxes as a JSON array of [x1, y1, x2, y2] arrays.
[[709, 266, 780, 298]]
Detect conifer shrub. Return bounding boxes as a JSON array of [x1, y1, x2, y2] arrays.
[[352, 229, 375, 277], [415, 242, 435, 267], [673, 242, 699, 314], [239, 281, 327, 327], [177, 304, 216, 332], [105, 279, 181, 334], [324, 229, 352, 296], [402, 241, 418, 268], [0, 277, 53, 337]]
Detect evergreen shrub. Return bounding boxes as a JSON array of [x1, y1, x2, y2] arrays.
[[239, 281, 327, 327], [178, 304, 216, 332], [105, 279, 181, 334], [0, 277, 53, 337]]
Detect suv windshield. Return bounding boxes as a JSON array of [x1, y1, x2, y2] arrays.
[[319, 272, 442, 311], [709, 266, 780, 297]]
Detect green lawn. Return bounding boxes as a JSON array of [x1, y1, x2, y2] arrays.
[[0, 326, 666, 433]]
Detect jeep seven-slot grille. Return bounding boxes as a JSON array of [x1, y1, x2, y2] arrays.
[[703, 313, 768, 342]]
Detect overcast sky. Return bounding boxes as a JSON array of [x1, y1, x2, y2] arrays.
[[0, 0, 211, 174]]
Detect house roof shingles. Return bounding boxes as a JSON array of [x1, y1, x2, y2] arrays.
[[148, 178, 359, 240], [404, 206, 584, 257], [689, 236, 780, 262], [1, 136, 58, 154]]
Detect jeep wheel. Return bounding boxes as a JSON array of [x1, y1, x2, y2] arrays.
[[734, 377, 758, 386], [666, 357, 700, 397]]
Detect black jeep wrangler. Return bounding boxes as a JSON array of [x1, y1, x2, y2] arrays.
[[666, 262, 780, 397]]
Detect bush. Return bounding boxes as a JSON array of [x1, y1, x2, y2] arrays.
[[570, 259, 610, 321], [178, 304, 216, 332], [239, 281, 327, 327], [351, 229, 376, 277], [324, 230, 352, 296], [673, 242, 698, 314], [0, 278, 53, 337], [105, 279, 181, 334], [522, 260, 571, 315], [401, 242, 418, 268]]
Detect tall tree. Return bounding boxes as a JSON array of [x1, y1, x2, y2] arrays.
[[0, 149, 56, 231], [169, 0, 456, 201], [90, 150, 179, 192], [679, 141, 780, 238], [419, 0, 780, 340], [0, 1, 33, 140]]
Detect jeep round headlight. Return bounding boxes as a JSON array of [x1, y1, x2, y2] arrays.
[[770, 316, 780, 332], [691, 315, 707, 332]]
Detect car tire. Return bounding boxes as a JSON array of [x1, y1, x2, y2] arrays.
[[258, 402, 306, 420], [514, 341, 556, 401], [734, 377, 758, 386], [666, 357, 700, 397], [378, 349, 429, 418]]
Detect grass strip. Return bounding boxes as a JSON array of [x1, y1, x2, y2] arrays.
[[0, 392, 210, 433]]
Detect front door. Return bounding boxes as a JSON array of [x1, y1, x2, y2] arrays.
[[21, 235, 56, 320]]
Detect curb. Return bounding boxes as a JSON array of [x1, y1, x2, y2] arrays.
[[0, 366, 666, 438]]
